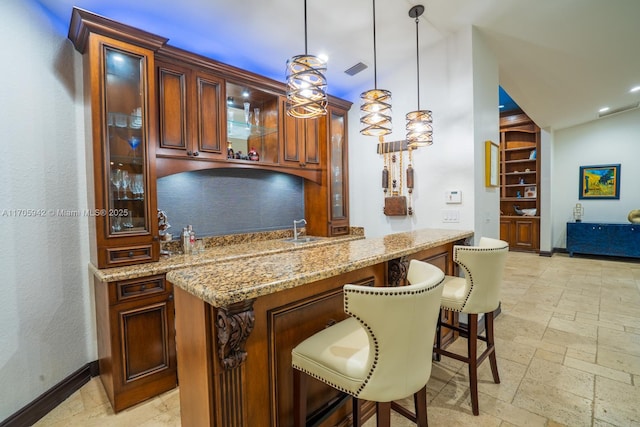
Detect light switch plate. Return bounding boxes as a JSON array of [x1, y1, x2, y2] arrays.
[[442, 209, 460, 223], [445, 190, 462, 204]]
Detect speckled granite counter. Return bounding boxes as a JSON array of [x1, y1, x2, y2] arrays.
[[91, 230, 364, 283], [167, 228, 472, 307]]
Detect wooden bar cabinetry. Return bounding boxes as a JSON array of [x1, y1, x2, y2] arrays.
[[68, 9, 162, 268], [94, 275, 177, 412], [156, 57, 226, 160]]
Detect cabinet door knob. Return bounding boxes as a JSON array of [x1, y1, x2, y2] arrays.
[[128, 251, 134, 257], [193, 151, 199, 157], [168, 294, 174, 301], [186, 150, 193, 156], [140, 285, 146, 291]]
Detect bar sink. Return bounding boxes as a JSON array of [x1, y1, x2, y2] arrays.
[[282, 236, 322, 244]]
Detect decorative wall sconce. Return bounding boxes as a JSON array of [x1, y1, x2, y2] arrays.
[[285, 0, 328, 119]]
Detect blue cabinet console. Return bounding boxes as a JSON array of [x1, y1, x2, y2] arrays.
[[566, 222, 640, 259]]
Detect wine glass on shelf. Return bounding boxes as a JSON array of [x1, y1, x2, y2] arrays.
[[121, 170, 131, 200], [128, 136, 141, 158], [110, 168, 123, 200]]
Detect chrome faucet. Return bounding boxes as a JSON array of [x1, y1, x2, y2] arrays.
[[293, 218, 307, 241]]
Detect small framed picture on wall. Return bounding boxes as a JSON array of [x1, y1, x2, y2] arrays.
[[579, 164, 621, 200]]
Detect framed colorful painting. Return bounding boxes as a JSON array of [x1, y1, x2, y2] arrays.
[[579, 164, 620, 199]]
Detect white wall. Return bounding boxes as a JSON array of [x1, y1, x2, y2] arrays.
[[0, 0, 94, 419], [551, 108, 640, 249], [349, 26, 499, 240], [471, 28, 500, 240]]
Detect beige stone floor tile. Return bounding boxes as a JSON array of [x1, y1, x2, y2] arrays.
[[542, 327, 597, 355], [554, 298, 600, 315], [594, 375, 640, 425], [564, 356, 632, 384], [548, 317, 598, 339], [451, 356, 527, 404], [572, 314, 625, 332], [550, 311, 575, 321], [601, 300, 640, 318], [599, 310, 640, 330], [597, 348, 640, 376], [513, 335, 566, 355], [494, 336, 536, 366], [475, 393, 548, 427], [533, 348, 565, 364], [512, 378, 593, 426], [566, 348, 596, 363], [593, 418, 622, 427], [523, 357, 595, 399], [598, 328, 640, 356], [429, 382, 502, 426], [494, 313, 548, 341]]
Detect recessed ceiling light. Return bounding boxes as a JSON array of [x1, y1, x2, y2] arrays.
[[631, 86, 640, 93], [318, 53, 329, 63], [599, 107, 610, 113]]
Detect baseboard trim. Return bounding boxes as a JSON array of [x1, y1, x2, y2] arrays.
[[0, 360, 99, 427]]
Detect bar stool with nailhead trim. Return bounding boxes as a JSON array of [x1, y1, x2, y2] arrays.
[[291, 259, 445, 427], [433, 237, 509, 416]]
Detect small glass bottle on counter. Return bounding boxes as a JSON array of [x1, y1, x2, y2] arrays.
[[188, 225, 196, 254], [181, 227, 190, 255]]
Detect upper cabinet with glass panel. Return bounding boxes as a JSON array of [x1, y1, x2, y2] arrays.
[[226, 82, 279, 163]]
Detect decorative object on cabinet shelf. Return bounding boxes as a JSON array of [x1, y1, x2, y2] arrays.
[[248, 147, 259, 161], [227, 141, 234, 159], [529, 149, 536, 159], [514, 205, 536, 216], [158, 209, 171, 241], [485, 140, 499, 187], [360, 0, 392, 137], [628, 209, 640, 224], [285, 0, 327, 119], [524, 185, 537, 198], [573, 203, 584, 222], [519, 177, 524, 184], [405, 5, 433, 148], [516, 191, 521, 198], [243, 101, 250, 126], [579, 164, 620, 200]]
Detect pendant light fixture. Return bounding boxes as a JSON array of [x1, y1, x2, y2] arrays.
[[360, 0, 392, 136], [285, 0, 328, 119], [405, 5, 433, 148]]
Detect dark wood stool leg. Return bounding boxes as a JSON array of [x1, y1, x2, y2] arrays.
[[352, 397, 362, 427], [434, 308, 443, 361], [467, 313, 479, 416], [414, 385, 428, 427], [485, 311, 500, 384], [376, 402, 391, 427], [293, 369, 307, 427]]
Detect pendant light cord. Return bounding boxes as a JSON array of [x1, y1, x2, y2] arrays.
[[414, 15, 420, 110], [373, 0, 378, 89], [304, 0, 308, 55]]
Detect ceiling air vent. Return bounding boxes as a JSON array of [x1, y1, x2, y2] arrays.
[[344, 62, 368, 76], [598, 102, 639, 118]]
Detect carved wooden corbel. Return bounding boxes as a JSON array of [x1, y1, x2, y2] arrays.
[[216, 299, 255, 370], [387, 256, 409, 287]]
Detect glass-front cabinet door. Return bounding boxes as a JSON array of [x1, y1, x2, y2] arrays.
[[105, 47, 149, 235], [225, 81, 279, 163], [89, 34, 159, 268], [328, 107, 349, 235]]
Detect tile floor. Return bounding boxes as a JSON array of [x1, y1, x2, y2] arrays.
[[35, 252, 640, 426]]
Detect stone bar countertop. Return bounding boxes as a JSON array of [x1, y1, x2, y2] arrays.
[[167, 228, 473, 307], [92, 229, 364, 283]]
